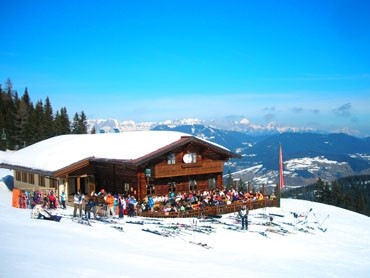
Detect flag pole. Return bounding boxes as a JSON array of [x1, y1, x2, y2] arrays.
[[278, 144, 284, 207]]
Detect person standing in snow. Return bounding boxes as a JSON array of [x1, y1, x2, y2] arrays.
[[113, 194, 119, 215], [60, 191, 67, 209], [239, 205, 249, 230], [48, 191, 57, 209], [84, 197, 97, 220], [118, 194, 126, 218], [104, 193, 115, 218], [73, 190, 84, 217], [128, 195, 137, 217], [148, 195, 154, 212]]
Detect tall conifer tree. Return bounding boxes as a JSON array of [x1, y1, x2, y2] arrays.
[[43, 97, 54, 138], [54, 107, 71, 135]]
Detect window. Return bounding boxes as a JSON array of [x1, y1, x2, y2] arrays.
[[146, 184, 155, 195], [38, 175, 45, 187], [22, 172, 28, 183], [167, 153, 176, 165], [189, 179, 197, 191], [50, 179, 58, 188], [208, 177, 216, 190], [16, 171, 21, 181], [190, 153, 197, 163], [168, 182, 176, 193], [28, 173, 35, 185]]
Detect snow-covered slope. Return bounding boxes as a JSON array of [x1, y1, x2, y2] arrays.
[[1, 170, 369, 277]]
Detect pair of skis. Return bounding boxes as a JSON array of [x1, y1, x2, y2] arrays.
[[142, 228, 213, 249], [142, 228, 170, 237], [112, 225, 124, 232], [72, 216, 91, 226], [223, 224, 271, 239], [189, 241, 212, 249], [94, 217, 118, 224]]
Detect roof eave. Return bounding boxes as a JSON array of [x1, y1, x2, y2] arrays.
[[53, 157, 92, 177], [132, 135, 241, 166], [1, 157, 94, 178], [0, 163, 54, 177]]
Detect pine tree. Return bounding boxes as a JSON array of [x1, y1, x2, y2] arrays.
[[0, 84, 5, 150], [54, 110, 62, 135], [54, 107, 71, 135], [2, 79, 18, 149], [71, 111, 87, 134], [343, 187, 354, 211], [353, 187, 366, 214], [330, 181, 343, 207], [79, 111, 88, 134], [23, 102, 37, 146], [322, 181, 331, 204], [60, 107, 71, 134], [14, 88, 33, 148], [32, 100, 45, 142], [71, 113, 80, 134], [314, 178, 324, 202], [43, 97, 54, 138]]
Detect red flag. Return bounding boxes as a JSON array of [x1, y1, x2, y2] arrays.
[[279, 144, 284, 189]]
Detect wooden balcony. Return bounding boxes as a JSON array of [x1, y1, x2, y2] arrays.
[[138, 198, 279, 218], [154, 161, 223, 178]]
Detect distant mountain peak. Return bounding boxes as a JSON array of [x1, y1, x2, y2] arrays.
[[87, 117, 320, 135]]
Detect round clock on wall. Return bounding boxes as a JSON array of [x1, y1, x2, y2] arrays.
[[182, 153, 192, 163]]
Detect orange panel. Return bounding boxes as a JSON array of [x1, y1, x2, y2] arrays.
[[12, 188, 21, 208]]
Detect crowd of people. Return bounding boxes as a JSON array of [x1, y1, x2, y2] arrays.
[[138, 188, 276, 215], [17, 189, 60, 210], [73, 189, 139, 220], [19, 187, 276, 220]]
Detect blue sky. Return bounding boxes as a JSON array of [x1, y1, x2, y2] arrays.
[[1, 0, 370, 136]]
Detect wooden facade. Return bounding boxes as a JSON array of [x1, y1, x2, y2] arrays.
[[91, 138, 237, 202]]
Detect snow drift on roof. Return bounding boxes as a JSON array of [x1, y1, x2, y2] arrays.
[[1, 130, 228, 172]]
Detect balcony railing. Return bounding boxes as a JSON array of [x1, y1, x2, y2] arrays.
[[154, 161, 223, 178], [138, 198, 279, 218]]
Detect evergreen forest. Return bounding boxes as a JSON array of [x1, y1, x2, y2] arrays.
[[282, 175, 370, 217], [0, 78, 91, 151]]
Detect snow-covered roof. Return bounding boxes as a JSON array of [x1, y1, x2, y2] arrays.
[[1, 130, 232, 173]]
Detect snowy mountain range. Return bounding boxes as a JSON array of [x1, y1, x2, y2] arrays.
[[88, 118, 370, 191], [88, 117, 318, 135]]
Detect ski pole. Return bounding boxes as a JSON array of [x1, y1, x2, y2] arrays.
[[320, 214, 329, 227]]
